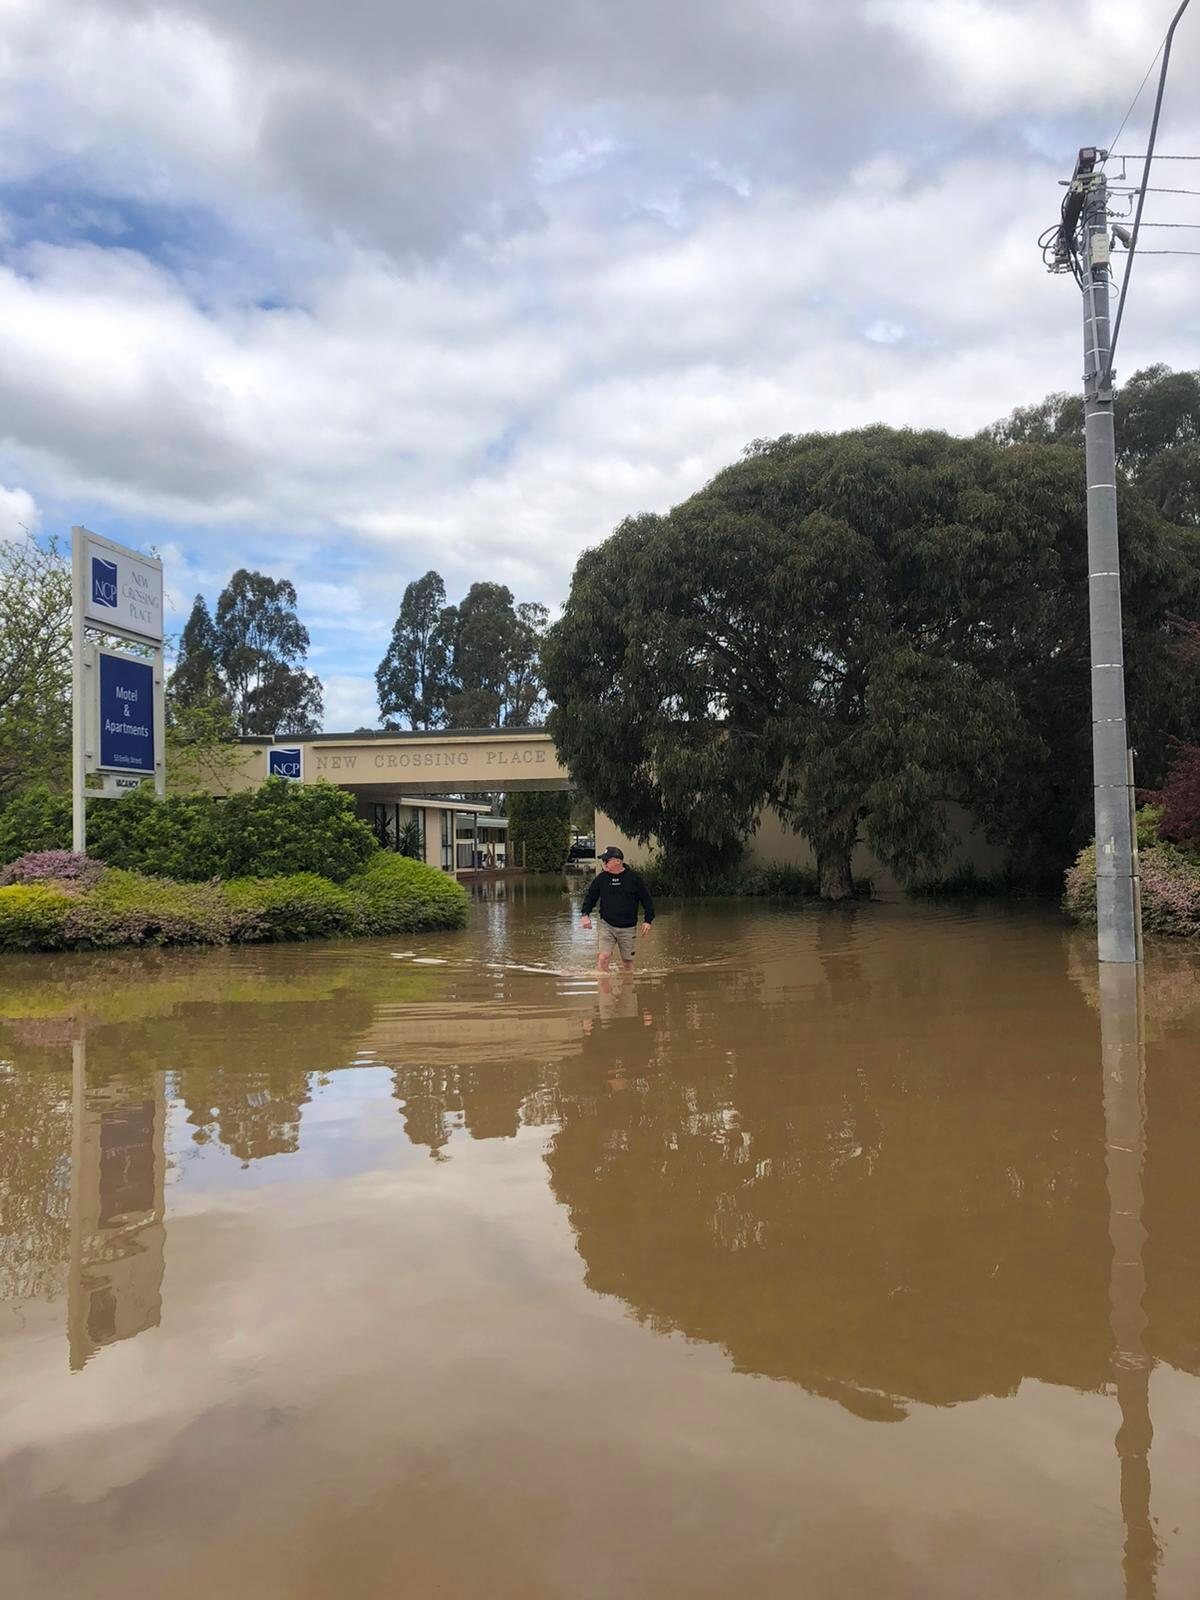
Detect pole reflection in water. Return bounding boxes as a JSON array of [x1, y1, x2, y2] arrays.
[[66, 1035, 166, 1372], [1100, 965, 1158, 1598]]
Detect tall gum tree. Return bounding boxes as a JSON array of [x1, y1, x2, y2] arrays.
[[543, 427, 1199, 897]]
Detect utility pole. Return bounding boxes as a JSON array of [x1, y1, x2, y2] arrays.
[[1059, 149, 1141, 962]]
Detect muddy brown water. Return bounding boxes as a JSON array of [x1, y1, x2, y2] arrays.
[[2, 888, 1199, 1599]]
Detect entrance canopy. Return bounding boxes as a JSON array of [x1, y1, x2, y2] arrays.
[[232, 727, 571, 796]]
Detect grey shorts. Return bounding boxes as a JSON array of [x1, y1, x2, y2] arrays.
[[598, 919, 637, 962]]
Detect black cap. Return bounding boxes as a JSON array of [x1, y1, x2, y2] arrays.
[[600, 846, 625, 862]]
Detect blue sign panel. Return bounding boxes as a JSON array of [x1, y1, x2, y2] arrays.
[[268, 747, 303, 781], [91, 556, 118, 609], [98, 652, 155, 773]]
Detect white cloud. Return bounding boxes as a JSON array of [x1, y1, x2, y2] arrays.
[[321, 673, 380, 732], [0, 0, 1197, 645], [0, 484, 40, 539], [867, 1, 1173, 112]]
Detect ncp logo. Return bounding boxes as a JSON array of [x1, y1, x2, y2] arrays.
[[91, 556, 118, 609], [269, 747, 302, 781]]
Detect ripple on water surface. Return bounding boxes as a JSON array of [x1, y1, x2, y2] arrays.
[[2, 892, 1200, 1598]]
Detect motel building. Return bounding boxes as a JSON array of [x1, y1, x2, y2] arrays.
[[200, 724, 1006, 887], [218, 727, 573, 875]]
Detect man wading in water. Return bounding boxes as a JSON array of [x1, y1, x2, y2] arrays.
[[580, 847, 655, 971]]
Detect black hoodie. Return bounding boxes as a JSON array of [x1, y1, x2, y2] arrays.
[[581, 867, 655, 929]]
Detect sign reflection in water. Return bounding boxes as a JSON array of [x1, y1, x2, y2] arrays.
[[66, 1039, 166, 1372]]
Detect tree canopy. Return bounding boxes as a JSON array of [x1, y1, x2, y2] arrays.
[[375, 573, 548, 730], [983, 363, 1200, 528], [543, 426, 1199, 896], [375, 570, 453, 730], [172, 570, 323, 737], [0, 536, 71, 800]]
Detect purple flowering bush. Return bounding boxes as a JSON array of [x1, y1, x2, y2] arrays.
[[0, 850, 105, 889], [1065, 819, 1200, 939], [62, 869, 242, 949]]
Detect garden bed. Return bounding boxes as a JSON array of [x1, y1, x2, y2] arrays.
[[0, 850, 468, 953]]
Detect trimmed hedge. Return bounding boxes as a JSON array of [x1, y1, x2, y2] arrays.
[[0, 849, 469, 953], [508, 791, 571, 873], [348, 851, 472, 935], [225, 873, 359, 942]]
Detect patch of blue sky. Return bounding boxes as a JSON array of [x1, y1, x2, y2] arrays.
[[0, 171, 313, 315], [484, 421, 526, 469], [164, 1066, 418, 1193], [2, 172, 221, 262]]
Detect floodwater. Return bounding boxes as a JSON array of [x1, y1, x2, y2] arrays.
[[2, 890, 1199, 1600]]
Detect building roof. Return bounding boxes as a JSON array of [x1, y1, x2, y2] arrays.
[[239, 726, 551, 746], [397, 795, 501, 815]]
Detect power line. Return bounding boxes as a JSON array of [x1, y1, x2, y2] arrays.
[[1127, 248, 1200, 255], [1107, 185, 1200, 196], [1105, 42, 1165, 154], [1107, 0, 1194, 383], [1108, 153, 1200, 160]]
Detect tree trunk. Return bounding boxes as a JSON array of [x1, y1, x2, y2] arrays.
[[817, 841, 855, 901]]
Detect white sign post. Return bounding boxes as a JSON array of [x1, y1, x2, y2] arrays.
[[71, 528, 166, 851]]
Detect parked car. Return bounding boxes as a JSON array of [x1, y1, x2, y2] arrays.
[[568, 836, 596, 862]]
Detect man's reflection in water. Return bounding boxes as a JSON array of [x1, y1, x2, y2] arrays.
[[581, 973, 656, 1095]]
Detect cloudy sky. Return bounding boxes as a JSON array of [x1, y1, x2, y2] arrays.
[[2, 0, 1198, 728]]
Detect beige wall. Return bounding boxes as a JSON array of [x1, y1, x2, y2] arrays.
[[593, 802, 1008, 888], [301, 732, 567, 792], [424, 809, 443, 870], [178, 731, 568, 797], [167, 742, 266, 796]]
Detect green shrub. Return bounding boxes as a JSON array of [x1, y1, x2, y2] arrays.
[[1136, 805, 1162, 850], [907, 863, 1017, 897], [217, 780, 376, 880], [508, 792, 571, 873], [225, 873, 360, 941], [347, 851, 469, 934], [0, 784, 71, 862], [86, 777, 376, 882], [0, 882, 73, 952], [642, 853, 825, 899], [1064, 842, 1099, 926], [743, 863, 821, 897], [86, 789, 222, 879]]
